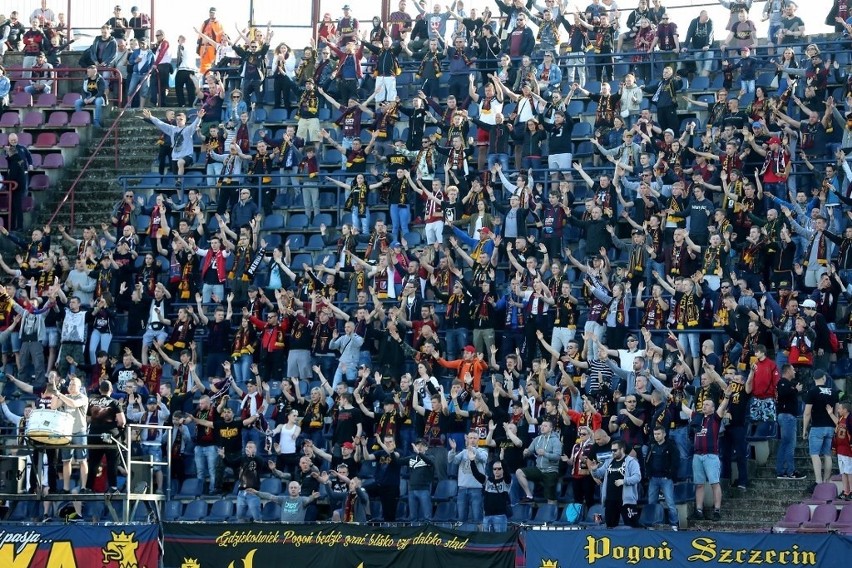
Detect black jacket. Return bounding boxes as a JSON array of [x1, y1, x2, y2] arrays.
[[645, 437, 679, 479]]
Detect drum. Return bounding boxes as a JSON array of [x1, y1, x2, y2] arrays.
[[25, 409, 73, 445]]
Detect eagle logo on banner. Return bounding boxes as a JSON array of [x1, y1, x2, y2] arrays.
[[101, 531, 142, 568]]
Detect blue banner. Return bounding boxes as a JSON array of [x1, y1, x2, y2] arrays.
[[525, 529, 852, 568]]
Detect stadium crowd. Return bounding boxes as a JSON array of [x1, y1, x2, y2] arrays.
[[0, 0, 852, 529]]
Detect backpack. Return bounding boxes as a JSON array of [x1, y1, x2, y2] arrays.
[[563, 502, 585, 524]]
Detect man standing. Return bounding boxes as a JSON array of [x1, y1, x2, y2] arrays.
[[249, 480, 319, 522], [645, 425, 680, 529], [83, 381, 125, 495], [516, 418, 563, 505], [472, 457, 512, 532], [408, 438, 435, 522], [55, 377, 89, 496], [173, 35, 197, 107], [232, 441, 265, 522], [362, 435, 402, 521], [150, 30, 172, 107], [592, 439, 643, 528], [141, 108, 205, 189], [449, 430, 488, 525], [684, 390, 731, 522], [4, 132, 33, 230], [803, 370, 839, 487], [196, 7, 223, 75]]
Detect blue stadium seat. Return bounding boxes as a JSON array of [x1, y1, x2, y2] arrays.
[[573, 121, 593, 139], [511, 503, 532, 522], [208, 499, 234, 522], [182, 499, 209, 521], [175, 478, 203, 500], [260, 478, 282, 495], [304, 234, 326, 251], [267, 108, 288, 123], [530, 503, 558, 524], [312, 213, 332, 228], [433, 502, 456, 522], [163, 500, 183, 521], [286, 214, 309, 230], [253, 108, 267, 123], [286, 233, 305, 249], [261, 502, 281, 521]]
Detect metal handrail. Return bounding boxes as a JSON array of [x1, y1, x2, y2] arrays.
[[0, 180, 19, 230], [45, 64, 157, 233]]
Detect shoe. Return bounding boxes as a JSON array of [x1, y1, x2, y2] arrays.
[[776, 474, 790, 479], [57, 489, 70, 495], [519, 496, 534, 504], [840, 492, 851, 501], [689, 509, 704, 521], [712, 510, 721, 521], [736, 484, 747, 491], [78, 488, 93, 494], [65, 512, 81, 522], [107, 487, 122, 496], [791, 471, 807, 480], [41, 515, 51, 523], [670, 525, 679, 531]]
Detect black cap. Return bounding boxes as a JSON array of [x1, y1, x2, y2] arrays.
[[383, 396, 396, 406], [146, 396, 157, 405]]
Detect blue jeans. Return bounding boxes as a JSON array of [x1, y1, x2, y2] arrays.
[[74, 96, 105, 125], [202, 283, 224, 304], [234, 354, 253, 384], [389, 204, 411, 241], [457, 486, 484, 523], [647, 476, 678, 525], [670, 426, 691, 481], [236, 490, 262, 521], [351, 206, 370, 234], [332, 363, 358, 389], [408, 488, 433, 522], [194, 445, 218, 491], [444, 328, 468, 362], [89, 330, 112, 365], [483, 514, 508, 532], [487, 153, 510, 171], [776, 413, 797, 476]]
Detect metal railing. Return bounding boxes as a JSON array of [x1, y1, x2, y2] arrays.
[[44, 64, 155, 233], [0, 181, 19, 230]]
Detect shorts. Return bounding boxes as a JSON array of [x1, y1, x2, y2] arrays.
[[0, 333, 21, 354], [43, 327, 59, 348], [808, 426, 834, 456], [521, 467, 559, 501], [140, 443, 164, 473], [475, 128, 490, 146], [174, 154, 194, 167], [286, 349, 313, 380], [839, 454, 852, 475], [61, 432, 88, 461], [297, 118, 321, 143], [548, 152, 572, 172], [692, 453, 721, 484]]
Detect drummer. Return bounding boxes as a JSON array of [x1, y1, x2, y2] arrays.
[[54, 377, 89, 497], [0, 394, 57, 522]]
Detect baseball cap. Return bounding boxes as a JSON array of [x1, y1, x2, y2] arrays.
[[751, 121, 762, 129], [341, 442, 355, 450], [383, 396, 396, 406], [146, 397, 157, 405], [414, 438, 428, 446], [768, 136, 781, 145], [390, 241, 401, 248], [464, 345, 476, 353], [663, 128, 675, 136], [778, 281, 791, 290], [631, 228, 644, 235], [801, 299, 817, 309], [480, 227, 492, 235]]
